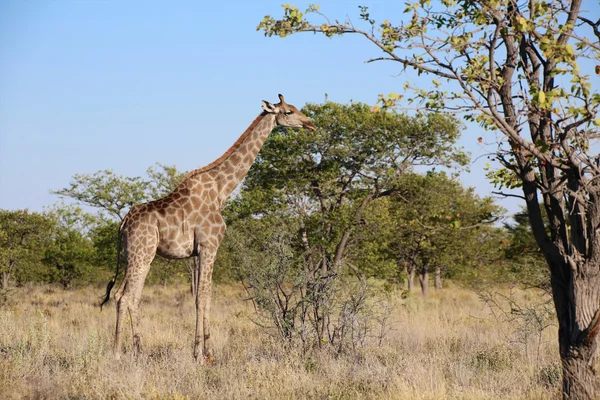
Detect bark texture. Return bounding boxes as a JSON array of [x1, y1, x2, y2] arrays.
[[419, 261, 429, 298], [434, 264, 442, 291]]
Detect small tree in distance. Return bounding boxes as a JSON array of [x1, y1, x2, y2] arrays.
[[258, 1, 600, 397], [349, 171, 503, 296], [43, 204, 96, 288], [0, 210, 53, 288], [53, 163, 191, 287]]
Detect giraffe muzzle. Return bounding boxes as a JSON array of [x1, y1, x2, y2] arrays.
[[303, 121, 317, 131]]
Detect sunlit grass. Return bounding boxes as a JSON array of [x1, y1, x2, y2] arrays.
[[0, 282, 560, 399]]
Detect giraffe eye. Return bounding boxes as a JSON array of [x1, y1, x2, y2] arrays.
[[285, 110, 294, 115]]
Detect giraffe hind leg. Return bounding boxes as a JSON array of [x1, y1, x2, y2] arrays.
[[114, 259, 152, 359], [113, 277, 129, 359], [129, 296, 142, 355]]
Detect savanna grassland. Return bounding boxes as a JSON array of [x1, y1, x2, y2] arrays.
[[1, 283, 560, 399]]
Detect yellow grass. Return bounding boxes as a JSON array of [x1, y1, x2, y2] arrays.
[[0, 282, 560, 399]]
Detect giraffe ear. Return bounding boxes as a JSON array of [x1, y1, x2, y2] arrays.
[[262, 100, 277, 113]]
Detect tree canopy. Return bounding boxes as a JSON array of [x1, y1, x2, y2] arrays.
[[232, 101, 469, 279], [52, 163, 186, 221]]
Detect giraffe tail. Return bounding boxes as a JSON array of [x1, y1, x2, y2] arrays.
[[100, 221, 125, 310]]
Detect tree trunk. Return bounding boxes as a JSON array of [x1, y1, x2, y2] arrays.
[[407, 262, 416, 292], [550, 258, 600, 399], [418, 261, 429, 298], [1, 271, 9, 289], [562, 349, 600, 399], [320, 249, 328, 277], [332, 231, 351, 272], [434, 264, 442, 291], [519, 180, 600, 399]]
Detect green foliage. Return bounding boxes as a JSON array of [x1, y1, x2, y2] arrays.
[[503, 209, 549, 291], [53, 163, 186, 222], [89, 220, 119, 272], [42, 228, 95, 288], [484, 162, 521, 191], [0, 209, 54, 287], [52, 170, 149, 221], [353, 171, 505, 284], [256, 3, 599, 236], [347, 198, 397, 280], [237, 100, 468, 279], [146, 163, 187, 200], [42, 204, 98, 288]]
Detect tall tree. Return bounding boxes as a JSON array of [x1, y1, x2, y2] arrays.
[[258, 2, 600, 396], [395, 172, 501, 295], [352, 172, 502, 295], [236, 101, 468, 281]]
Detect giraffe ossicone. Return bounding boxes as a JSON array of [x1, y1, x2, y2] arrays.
[[102, 94, 315, 361]]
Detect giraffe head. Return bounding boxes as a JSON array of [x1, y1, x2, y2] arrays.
[[262, 94, 316, 131]]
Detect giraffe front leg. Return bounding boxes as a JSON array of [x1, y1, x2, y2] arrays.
[[192, 214, 225, 363], [193, 245, 218, 364]]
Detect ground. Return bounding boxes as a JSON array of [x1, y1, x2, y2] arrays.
[[0, 282, 560, 399]]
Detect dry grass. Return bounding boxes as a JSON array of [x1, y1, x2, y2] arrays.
[[0, 282, 560, 399]]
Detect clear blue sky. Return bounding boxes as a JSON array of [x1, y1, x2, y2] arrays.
[[3, 1, 595, 218]]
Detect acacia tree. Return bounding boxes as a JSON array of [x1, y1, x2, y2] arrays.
[[53, 163, 185, 221], [231, 101, 466, 345], [396, 172, 501, 295], [52, 170, 149, 221], [236, 101, 468, 280], [351, 172, 502, 296], [258, 1, 600, 397]]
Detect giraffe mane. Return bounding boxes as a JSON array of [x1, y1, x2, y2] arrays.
[[181, 111, 269, 182]]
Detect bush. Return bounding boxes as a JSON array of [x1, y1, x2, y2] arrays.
[[227, 218, 393, 356]]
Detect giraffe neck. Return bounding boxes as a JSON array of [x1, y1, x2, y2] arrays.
[[211, 112, 277, 202], [176, 112, 277, 205]]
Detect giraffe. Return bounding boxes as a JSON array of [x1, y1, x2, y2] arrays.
[[101, 94, 316, 361]]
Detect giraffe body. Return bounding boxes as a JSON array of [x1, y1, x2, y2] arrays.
[[106, 95, 315, 361]]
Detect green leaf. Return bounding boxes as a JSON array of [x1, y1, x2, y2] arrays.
[[538, 90, 546, 107]]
